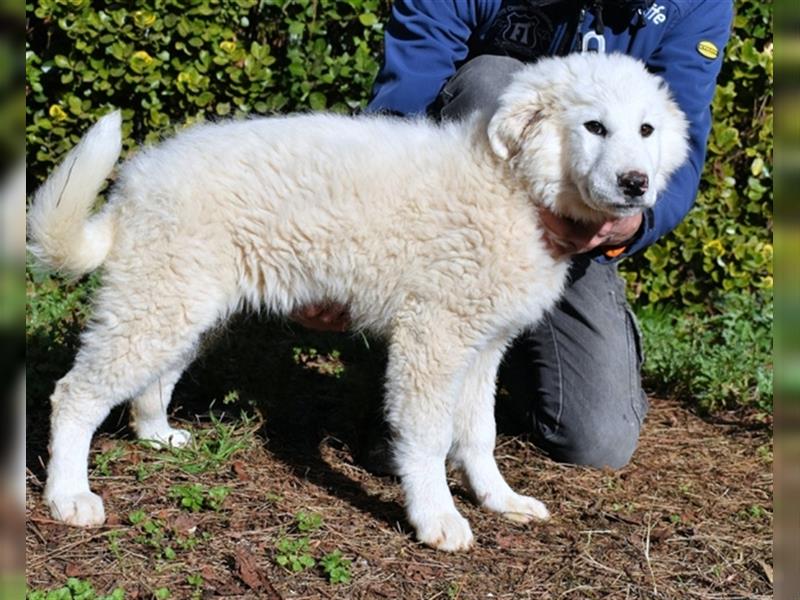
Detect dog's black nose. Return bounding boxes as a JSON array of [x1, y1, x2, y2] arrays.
[[617, 171, 649, 197]]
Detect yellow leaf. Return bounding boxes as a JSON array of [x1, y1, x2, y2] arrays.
[[48, 105, 67, 121], [132, 50, 154, 65]]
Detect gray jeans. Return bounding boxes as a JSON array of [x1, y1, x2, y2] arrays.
[[440, 55, 648, 469]]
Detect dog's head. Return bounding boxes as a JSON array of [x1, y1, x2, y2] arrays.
[[487, 53, 689, 222]]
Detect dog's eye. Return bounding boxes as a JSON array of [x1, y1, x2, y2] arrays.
[[583, 121, 607, 137], [640, 123, 654, 138]]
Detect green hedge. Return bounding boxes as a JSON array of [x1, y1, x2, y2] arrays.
[[25, 0, 384, 187], [26, 0, 772, 307]]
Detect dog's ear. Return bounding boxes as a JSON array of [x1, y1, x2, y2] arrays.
[[654, 94, 690, 191], [487, 93, 546, 161]]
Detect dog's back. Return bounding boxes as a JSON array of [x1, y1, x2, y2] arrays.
[[84, 113, 554, 333]]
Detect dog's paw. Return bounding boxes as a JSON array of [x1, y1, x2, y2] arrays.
[[138, 426, 192, 449], [415, 511, 474, 552], [46, 491, 106, 527], [493, 492, 550, 524]]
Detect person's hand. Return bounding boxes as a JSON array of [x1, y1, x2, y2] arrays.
[[537, 207, 643, 258], [290, 302, 351, 332]]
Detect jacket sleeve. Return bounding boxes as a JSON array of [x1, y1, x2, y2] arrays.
[[602, 0, 733, 262], [367, 0, 497, 115]]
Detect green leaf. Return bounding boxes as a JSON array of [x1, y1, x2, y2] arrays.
[[308, 92, 326, 110], [358, 12, 377, 26]]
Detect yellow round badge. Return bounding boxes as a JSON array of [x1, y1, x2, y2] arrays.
[[697, 40, 719, 59]]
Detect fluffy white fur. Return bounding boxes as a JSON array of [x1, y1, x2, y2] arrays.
[[29, 53, 688, 551]]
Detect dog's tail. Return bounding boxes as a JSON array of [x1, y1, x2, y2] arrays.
[[28, 110, 122, 276]]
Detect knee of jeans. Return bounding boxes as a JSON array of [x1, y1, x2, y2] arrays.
[[460, 55, 525, 85], [544, 416, 642, 470], [439, 56, 525, 119]]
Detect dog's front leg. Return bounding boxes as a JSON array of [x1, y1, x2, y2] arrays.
[[383, 319, 474, 552], [450, 342, 550, 524]]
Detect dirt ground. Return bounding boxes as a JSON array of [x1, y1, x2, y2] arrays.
[[26, 319, 773, 599]]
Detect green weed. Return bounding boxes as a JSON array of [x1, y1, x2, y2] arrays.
[[265, 492, 284, 503], [137, 411, 255, 478], [186, 574, 203, 599], [105, 530, 124, 560], [292, 346, 345, 378], [295, 510, 323, 532], [739, 504, 770, 521], [447, 582, 462, 599], [222, 389, 240, 405], [320, 550, 352, 584], [275, 537, 316, 572], [26, 578, 124, 600], [170, 483, 230, 512], [127, 510, 204, 561], [93, 445, 125, 477], [610, 502, 635, 514], [129, 511, 176, 561]]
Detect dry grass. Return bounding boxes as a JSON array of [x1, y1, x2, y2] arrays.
[[26, 320, 772, 599], [26, 398, 772, 599]]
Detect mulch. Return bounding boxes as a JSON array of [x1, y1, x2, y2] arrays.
[[26, 394, 772, 599]]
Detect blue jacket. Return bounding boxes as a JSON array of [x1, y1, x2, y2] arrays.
[[367, 0, 733, 261]]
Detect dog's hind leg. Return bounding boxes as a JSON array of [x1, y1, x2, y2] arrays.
[[449, 342, 550, 524], [44, 285, 219, 527], [130, 364, 192, 448], [384, 314, 476, 552]]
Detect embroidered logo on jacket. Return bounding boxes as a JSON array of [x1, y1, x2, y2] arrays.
[[484, 3, 554, 60]]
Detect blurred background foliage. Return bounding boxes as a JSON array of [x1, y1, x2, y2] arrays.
[[25, 0, 772, 415]]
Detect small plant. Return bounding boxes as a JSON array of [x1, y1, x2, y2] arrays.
[[128, 511, 176, 561], [740, 504, 770, 521], [610, 502, 635, 514], [447, 581, 462, 600], [207, 485, 231, 510], [295, 510, 323, 532], [153, 589, 171, 600], [26, 578, 125, 600], [275, 537, 316, 572], [106, 529, 124, 560], [170, 483, 231, 512], [136, 411, 256, 478], [222, 389, 240, 405], [186, 574, 203, 599], [171, 483, 205, 512], [94, 444, 125, 476], [265, 492, 283, 503], [756, 444, 773, 463], [292, 346, 346, 378], [128, 510, 147, 526], [320, 550, 352, 584]]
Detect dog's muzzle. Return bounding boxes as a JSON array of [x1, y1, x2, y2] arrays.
[[617, 171, 649, 198]]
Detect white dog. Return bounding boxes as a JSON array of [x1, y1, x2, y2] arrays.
[[29, 53, 687, 551]]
